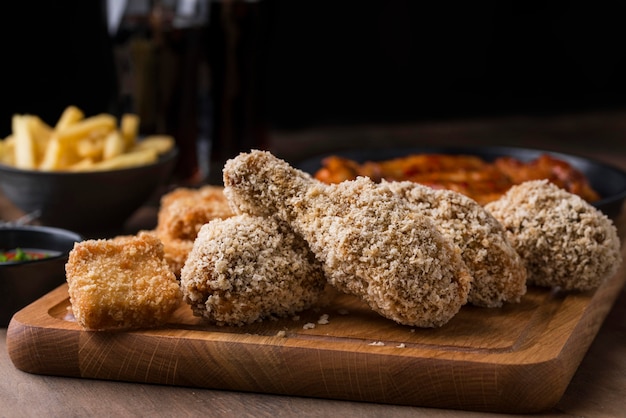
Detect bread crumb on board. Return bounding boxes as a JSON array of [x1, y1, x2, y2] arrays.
[[317, 314, 330, 324]]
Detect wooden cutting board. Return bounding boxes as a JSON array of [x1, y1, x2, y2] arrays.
[[7, 243, 626, 414]]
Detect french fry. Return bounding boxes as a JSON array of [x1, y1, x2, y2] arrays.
[[72, 148, 158, 171], [0, 136, 15, 165], [76, 137, 105, 160], [68, 158, 96, 171], [55, 114, 116, 144], [131, 135, 175, 155], [5, 106, 175, 172], [40, 109, 110, 170], [12, 115, 37, 169], [120, 113, 139, 149], [26, 116, 52, 165], [103, 130, 126, 160], [40, 136, 87, 170], [39, 137, 65, 170], [55, 105, 84, 131]]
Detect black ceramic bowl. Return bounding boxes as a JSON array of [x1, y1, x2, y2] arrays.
[[0, 225, 83, 326], [297, 146, 626, 220], [0, 148, 178, 232]]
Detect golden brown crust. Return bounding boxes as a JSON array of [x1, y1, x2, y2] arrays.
[[180, 214, 327, 326], [485, 180, 622, 291], [158, 237, 194, 278], [384, 180, 527, 307], [65, 231, 182, 331], [224, 150, 472, 327], [155, 185, 234, 275], [157, 186, 234, 240]]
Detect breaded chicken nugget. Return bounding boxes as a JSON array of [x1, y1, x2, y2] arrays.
[[66, 232, 181, 331], [180, 214, 327, 326], [223, 150, 472, 328], [485, 180, 622, 291], [157, 186, 234, 240], [384, 180, 527, 308], [156, 237, 194, 278], [156, 185, 234, 275]]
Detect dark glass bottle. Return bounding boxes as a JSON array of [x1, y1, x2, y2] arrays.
[[205, 0, 269, 184]]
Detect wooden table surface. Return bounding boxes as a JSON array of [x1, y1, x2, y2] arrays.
[[2, 113, 626, 417]]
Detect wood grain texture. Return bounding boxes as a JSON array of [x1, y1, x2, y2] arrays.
[[6, 240, 626, 414]]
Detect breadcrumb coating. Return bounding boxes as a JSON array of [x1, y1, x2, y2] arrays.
[[485, 180, 622, 291], [180, 214, 327, 326], [155, 185, 234, 275], [223, 150, 472, 327], [65, 232, 182, 331], [384, 181, 527, 307], [156, 237, 194, 278]]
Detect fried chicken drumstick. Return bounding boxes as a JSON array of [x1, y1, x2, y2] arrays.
[[180, 214, 327, 326], [384, 180, 527, 308], [223, 150, 472, 327], [485, 180, 621, 291]]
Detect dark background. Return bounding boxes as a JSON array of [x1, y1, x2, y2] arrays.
[[1, 1, 625, 136], [264, 1, 626, 128], [0, 1, 116, 137]]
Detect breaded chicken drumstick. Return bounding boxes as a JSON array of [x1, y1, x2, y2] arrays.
[[180, 214, 327, 326], [384, 181, 527, 308], [223, 150, 472, 328], [485, 180, 622, 291]]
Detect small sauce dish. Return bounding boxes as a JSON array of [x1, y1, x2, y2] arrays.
[[0, 225, 82, 326]]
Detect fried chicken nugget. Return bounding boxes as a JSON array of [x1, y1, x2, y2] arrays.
[[180, 214, 327, 326], [485, 180, 622, 291], [66, 232, 182, 331], [223, 150, 472, 328], [384, 180, 527, 308], [156, 185, 234, 275]]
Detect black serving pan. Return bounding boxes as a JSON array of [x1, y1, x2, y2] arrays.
[[297, 146, 626, 220]]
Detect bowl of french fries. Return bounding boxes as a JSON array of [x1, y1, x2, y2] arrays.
[[0, 106, 178, 231]]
